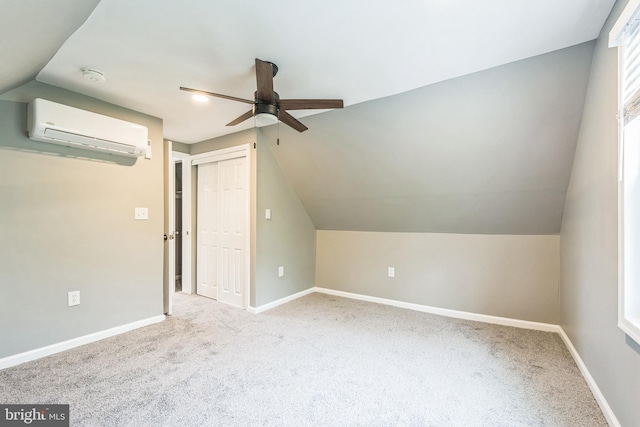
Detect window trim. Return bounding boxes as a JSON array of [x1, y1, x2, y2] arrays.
[[611, 0, 640, 346], [618, 118, 640, 344]]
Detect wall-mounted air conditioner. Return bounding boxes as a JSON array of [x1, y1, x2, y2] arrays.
[[27, 98, 149, 158]]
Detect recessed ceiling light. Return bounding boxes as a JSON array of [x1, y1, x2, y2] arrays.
[[192, 94, 209, 103]]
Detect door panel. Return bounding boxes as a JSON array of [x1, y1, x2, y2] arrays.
[[196, 162, 218, 299], [217, 157, 247, 308]]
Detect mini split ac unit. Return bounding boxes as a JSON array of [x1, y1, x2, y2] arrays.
[[27, 98, 149, 157]]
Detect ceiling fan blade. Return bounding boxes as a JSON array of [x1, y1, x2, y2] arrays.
[[278, 99, 344, 110], [278, 110, 308, 132], [226, 110, 254, 126], [180, 86, 254, 105], [255, 59, 275, 104]]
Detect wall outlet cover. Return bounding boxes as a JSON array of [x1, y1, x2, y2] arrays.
[[388, 267, 395, 278], [68, 290, 80, 307], [134, 207, 149, 220], [278, 266, 284, 277]]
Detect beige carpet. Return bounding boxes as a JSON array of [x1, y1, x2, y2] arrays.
[[0, 292, 607, 426]]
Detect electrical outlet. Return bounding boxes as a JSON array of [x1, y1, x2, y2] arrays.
[[388, 267, 395, 278], [278, 266, 284, 277], [265, 209, 271, 220], [134, 207, 148, 220], [68, 290, 80, 307]]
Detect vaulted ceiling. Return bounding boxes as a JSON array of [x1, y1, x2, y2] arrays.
[[0, 0, 616, 234], [0, 0, 100, 94]]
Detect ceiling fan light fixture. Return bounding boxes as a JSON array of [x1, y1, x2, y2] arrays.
[[255, 112, 279, 127], [254, 102, 279, 127]]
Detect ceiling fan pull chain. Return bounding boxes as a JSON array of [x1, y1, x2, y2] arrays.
[[277, 118, 280, 145]]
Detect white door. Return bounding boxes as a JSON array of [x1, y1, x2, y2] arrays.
[[217, 157, 247, 308], [196, 156, 248, 308], [196, 162, 219, 299]]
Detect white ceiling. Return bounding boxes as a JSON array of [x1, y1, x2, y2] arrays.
[[32, 0, 615, 144]]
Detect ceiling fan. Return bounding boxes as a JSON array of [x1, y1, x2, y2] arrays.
[[180, 58, 343, 132]]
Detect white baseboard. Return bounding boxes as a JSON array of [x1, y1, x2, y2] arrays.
[[557, 328, 621, 427], [314, 287, 560, 332], [0, 315, 166, 370], [247, 287, 315, 314]]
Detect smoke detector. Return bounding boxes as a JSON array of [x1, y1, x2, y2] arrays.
[[81, 67, 106, 83]]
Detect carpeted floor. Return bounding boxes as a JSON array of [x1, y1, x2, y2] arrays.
[[0, 292, 607, 426]]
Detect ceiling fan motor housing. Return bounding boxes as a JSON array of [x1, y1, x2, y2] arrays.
[[254, 102, 278, 117], [254, 90, 279, 117], [268, 62, 278, 77]]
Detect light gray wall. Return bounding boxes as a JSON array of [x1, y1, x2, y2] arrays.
[[317, 231, 560, 324], [171, 141, 190, 154], [262, 42, 595, 234], [190, 130, 256, 155], [560, 0, 640, 425], [0, 82, 164, 358], [254, 134, 316, 307]]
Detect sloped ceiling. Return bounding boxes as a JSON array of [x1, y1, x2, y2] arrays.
[[0, 0, 100, 94], [0, 0, 614, 235], [260, 43, 595, 234]]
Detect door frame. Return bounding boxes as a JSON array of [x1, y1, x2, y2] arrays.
[[164, 145, 193, 316], [172, 151, 192, 294], [192, 144, 251, 309], [163, 141, 173, 315]]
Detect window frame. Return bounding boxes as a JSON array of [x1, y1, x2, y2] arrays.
[[611, 0, 640, 346]]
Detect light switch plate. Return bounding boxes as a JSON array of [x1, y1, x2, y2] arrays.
[[265, 209, 271, 220], [278, 266, 284, 277], [135, 207, 149, 220], [388, 267, 395, 278], [145, 141, 152, 159]]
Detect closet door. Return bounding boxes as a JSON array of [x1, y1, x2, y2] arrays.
[[217, 156, 247, 308], [196, 162, 219, 299], [196, 155, 248, 308]]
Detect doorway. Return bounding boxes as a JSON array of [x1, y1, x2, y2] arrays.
[[174, 161, 183, 292], [165, 146, 192, 316]]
